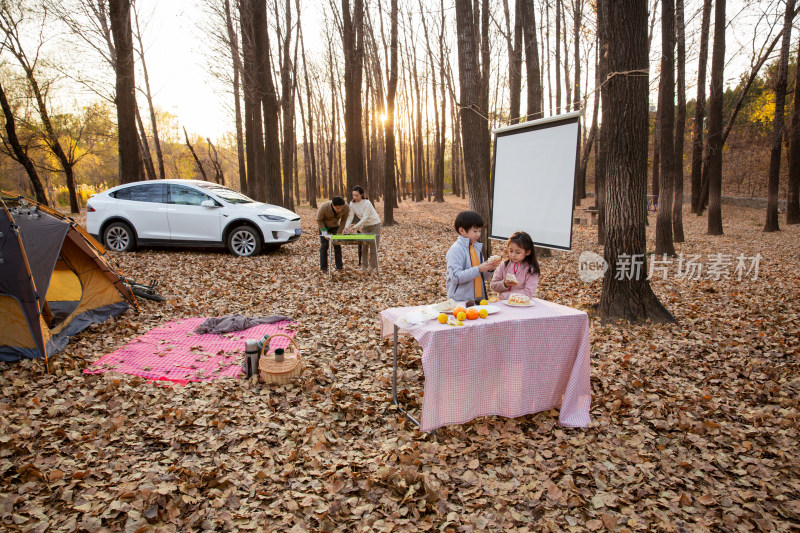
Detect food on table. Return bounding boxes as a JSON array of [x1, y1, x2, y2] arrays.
[[479, 299, 488, 306], [432, 297, 458, 313], [479, 309, 489, 319], [465, 308, 479, 320], [505, 273, 519, 285], [452, 306, 467, 318], [508, 293, 530, 305], [456, 311, 467, 321], [488, 255, 501, 263], [465, 299, 475, 308], [437, 313, 448, 324], [488, 297, 499, 303]]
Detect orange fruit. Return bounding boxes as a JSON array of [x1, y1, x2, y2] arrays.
[[478, 309, 488, 319], [465, 308, 479, 320], [456, 311, 467, 321], [452, 306, 467, 318], [437, 313, 448, 324]]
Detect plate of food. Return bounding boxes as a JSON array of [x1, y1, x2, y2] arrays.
[[467, 304, 500, 314], [397, 308, 438, 328], [428, 298, 458, 314], [502, 294, 535, 307]]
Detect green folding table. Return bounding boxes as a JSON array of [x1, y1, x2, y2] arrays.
[[324, 233, 380, 277]]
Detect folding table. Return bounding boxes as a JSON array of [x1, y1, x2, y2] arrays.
[[379, 299, 592, 433], [324, 233, 380, 277]]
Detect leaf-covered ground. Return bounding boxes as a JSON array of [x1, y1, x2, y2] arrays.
[[1, 197, 798, 532]]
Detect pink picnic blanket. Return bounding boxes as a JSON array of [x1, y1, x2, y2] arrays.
[[84, 317, 295, 385]]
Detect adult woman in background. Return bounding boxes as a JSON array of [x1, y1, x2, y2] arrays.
[[344, 185, 381, 271]]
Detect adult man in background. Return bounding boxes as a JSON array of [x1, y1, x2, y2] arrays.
[[316, 196, 349, 274]]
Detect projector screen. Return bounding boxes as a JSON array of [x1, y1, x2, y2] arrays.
[[490, 111, 580, 251]]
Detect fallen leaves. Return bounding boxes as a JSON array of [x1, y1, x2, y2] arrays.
[[0, 198, 798, 531]]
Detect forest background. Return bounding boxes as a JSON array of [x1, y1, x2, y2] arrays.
[[0, 0, 795, 215]]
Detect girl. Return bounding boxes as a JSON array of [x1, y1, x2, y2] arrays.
[[490, 231, 540, 299], [344, 185, 382, 270]]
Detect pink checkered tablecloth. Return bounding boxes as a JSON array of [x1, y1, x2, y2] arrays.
[[380, 299, 591, 432]]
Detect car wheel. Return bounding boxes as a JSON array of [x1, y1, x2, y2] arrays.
[[228, 226, 262, 257], [104, 222, 136, 252]]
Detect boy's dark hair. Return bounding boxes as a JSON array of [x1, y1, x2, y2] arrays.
[[352, 185, 366, 198], [454, 210, 484, 232], [504, 231, 540, 275], [331, 196, 346, 206]]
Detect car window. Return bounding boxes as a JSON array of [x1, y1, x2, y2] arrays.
[[169, 185, 215, 206], [196, 183, 254, 204], [112, 183, 167, 203]]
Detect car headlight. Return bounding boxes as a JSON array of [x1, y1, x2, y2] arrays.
[[259, 214, 287, 222]]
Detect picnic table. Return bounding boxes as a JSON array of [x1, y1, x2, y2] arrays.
[[322, 232, 380, 277], [379, 299, 591, 432]]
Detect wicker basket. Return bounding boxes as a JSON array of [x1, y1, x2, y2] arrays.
[[258, 334, 302, 384]]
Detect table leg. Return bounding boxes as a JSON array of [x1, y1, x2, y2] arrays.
[[374, 239, 380, 277], [391, 324, 437, 439]]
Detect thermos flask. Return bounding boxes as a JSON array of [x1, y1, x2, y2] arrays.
[[244, 339, 260, 377]]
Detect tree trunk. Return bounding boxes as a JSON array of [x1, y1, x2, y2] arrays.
[[342, 0, 365, 194], [224, 0, 247, 192], [655, 0, 676, 256], [383, 0, 398, 225], [706, 0, 725, 235], [691, 0, 711, 214], [0, 81, 47, 204], [504, 0, 523, 124], [598, 0, 674, 324], [673, 0, 686, 242], [788, 38, 800, 224], [596, 0, 608, 245], [555, 0, 561, 114], [651, 93, 661, 201], [522, 0, 542, 121], [254, 0, 282, 205], [572, 0, 583, 202], [280, 0, 295, 211], [184, 127, 208, 181], [455, 0, 492, 250], [764, 0, 795, 232], [135, 106, 156, 180], [109, 0, 144, 188], [133, 4, 165, 180], [240, 0, 265, 200], [562, 0, 571, 111]]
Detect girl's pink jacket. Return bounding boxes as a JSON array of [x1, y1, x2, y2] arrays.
[[490, 260, 540, 300]]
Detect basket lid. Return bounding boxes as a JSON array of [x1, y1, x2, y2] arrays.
[[259, 354, 301, 374]]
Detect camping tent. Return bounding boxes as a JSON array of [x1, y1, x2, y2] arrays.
[[0, 193, 138, 367]]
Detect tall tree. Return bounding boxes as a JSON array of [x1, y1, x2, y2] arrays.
[[598, 0, 673, 323], [254, 0, 282, 205], [278, 0, 297, 211], [502, 0, 523, 124], [132, 4, 164, 180], [655, 0, 676, 256], [522, 0, 542, 121], [0, 80, 47, 204], [690, 0, 711, 214], [109, 0, 144, 186], [0, 4, 81, 211], [454, 0, 492, 249], [383, 0, 398, 225], [555, 0, 562, 114], [672, 0, 686, 242], [706, 0, 725, 235], [764, 0, 795, 232], [595, 0, 608, 245], [298, 0, 318, 207], [239, 0, 265, 200], [342, 0, 365, 193], [788, 38, 800, 224], [571, 0, 584, 202], [224, 0, 247, 192]]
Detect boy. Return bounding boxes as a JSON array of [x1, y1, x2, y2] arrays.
[[316, 196, 349, 273], [446, 210, 500, 301]]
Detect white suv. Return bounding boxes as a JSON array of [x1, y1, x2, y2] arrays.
[[86, 180, 302, 257]]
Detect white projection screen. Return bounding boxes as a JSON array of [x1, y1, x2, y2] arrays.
[[490, 111, 581, 250]]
